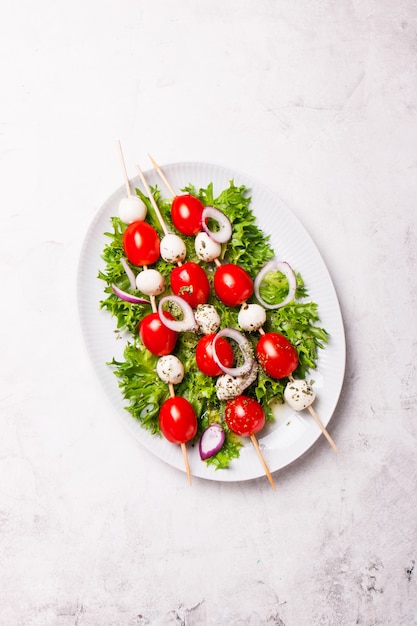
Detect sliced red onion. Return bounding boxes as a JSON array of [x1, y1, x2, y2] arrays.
[[111, 283, 150, 305], [199, 424, 226, 460], [254, 260, 297, 309], [201, 206, 232, 243], [212, 328, 254, 377], [120, 257, 137, 291], [158, 295, 197, 332]]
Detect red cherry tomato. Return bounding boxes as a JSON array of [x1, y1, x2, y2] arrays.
[[170, 261, 210, 308], [123, 221, 160, 266], [159, 396, 198, 444], [256, 332, 298, 379], [171, 194, 204, 236], [214, 264, 253, 306], [139, 312, 178, 356], [225, 395, 265, 437], [195, 334, 234, 377]]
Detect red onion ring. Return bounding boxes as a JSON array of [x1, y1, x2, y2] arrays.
[[158, 295, 197, 332], [212, 328, 254, 377], [254, 260, 297, 309], [111, 284, 150, 305], [201, 206, 232, 243], [120, 257, 137, 291]]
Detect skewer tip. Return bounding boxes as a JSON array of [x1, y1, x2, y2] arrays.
[[307, 405, 338, 453], [250, 434, 276, 490], [148, 153, 157, 167], [116, 140, 132, 196], [148, 154, 176, 196], [181, 442, 192, 486]]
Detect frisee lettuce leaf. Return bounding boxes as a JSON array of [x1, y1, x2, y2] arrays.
[[98, 181, 328, 469]]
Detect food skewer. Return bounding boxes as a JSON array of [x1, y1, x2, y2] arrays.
[[148, 156, 278, 488], [156, 353, 195, 486], [240, 294, 338, 453], [136, 163, 189, 268], [135, 163, 200, 483], [286, 375, 338, 453], [113, 150, 195, 484], [224, 394, 276, 490]]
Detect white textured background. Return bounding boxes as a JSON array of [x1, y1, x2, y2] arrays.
[[1, 1, 416, 624]]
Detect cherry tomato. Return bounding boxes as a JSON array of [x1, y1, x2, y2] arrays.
[[139, 312, 178, 356], [256, 332, 298, 379], [195, 334, 234, 377], [159, 396, 198, 444], [171, 194, 204, 236], [225, 395, 265, 437], [123, 221, 160, 266], [214, 264, 253, 306], [170, 261, 210, 308]]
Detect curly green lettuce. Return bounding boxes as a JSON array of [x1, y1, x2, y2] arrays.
[[98, 181, 328, 469]]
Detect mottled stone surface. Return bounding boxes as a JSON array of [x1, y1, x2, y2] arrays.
[[1, 0, 416, 624]]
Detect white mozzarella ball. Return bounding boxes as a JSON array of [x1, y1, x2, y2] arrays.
[[156, 355, 184, 384], [160, 234, 186, 264], [194, 304, 221, 335], [238, 303, 267, 331], [118, 195, 147, 224], [136, 269, 165, 296], [284, 379, 316, 411], [216, 375, 243, 401], [195, 231, 222, 262]]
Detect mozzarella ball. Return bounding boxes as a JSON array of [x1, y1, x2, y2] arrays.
[[118, 195, 147, 224], [284, 379, 316, 411], [238, 303, 267, 332], [216, 375, 243, 401], [160, 233, 186, 264], [136, 269, 165, 296], [194, 304, 221, 335], [195, 231, 222, 262], [156, 355, 184, 384]]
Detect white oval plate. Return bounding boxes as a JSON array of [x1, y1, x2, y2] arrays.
[[77, 162, 345, 482]]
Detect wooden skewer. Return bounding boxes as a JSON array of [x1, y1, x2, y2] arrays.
[[136, 164, 169, 236], [116, 140, 132, 197], [181, 442, 192, 485], [250, 435, 276, 490], [148, 153, 176, 197], [307, 405, 338, 452]]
